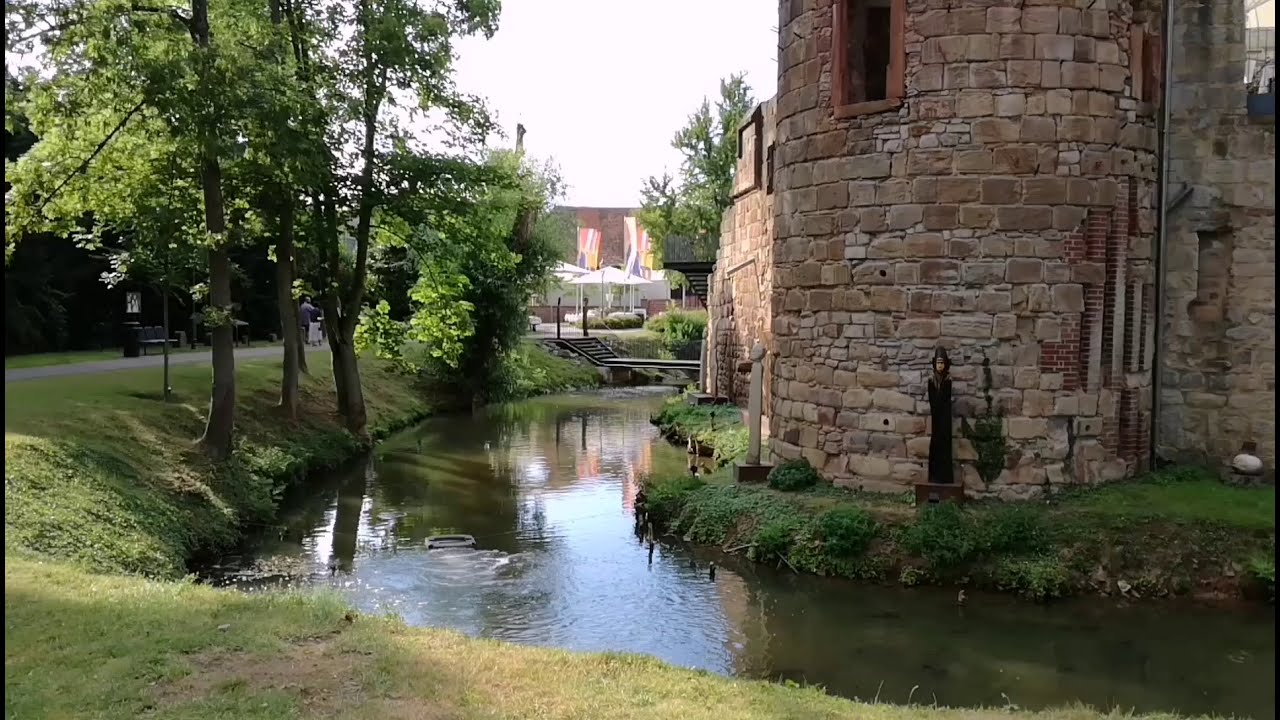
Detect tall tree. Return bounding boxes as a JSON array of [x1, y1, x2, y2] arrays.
[[298, 0, 499, 437], [5, 0, 274, 458], [638, 74, 755, 263]]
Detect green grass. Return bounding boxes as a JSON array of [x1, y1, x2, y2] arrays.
[[503, 341, 602, 398], [4, 341, 287, 370], [4, 557, 1203, 720], [651, 394, 748, 464], [4, 352, 430, 578], [642, 463, 1276, 602]]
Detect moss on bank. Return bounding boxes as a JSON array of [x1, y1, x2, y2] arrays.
[[3, 343, 600, 578], [645, 397, 1275, 602], [5, 557, 1204, 720]]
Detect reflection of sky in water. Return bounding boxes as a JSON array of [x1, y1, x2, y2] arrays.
[[208, 389, 1276, 719]]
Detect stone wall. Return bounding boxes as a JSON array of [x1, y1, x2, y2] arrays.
[[1157, 0, 1276, 472], [707, 100, 777, 409], [769, 0, 1160, 497]]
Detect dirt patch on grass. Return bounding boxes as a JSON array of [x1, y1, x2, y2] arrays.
[[148, 636, 457, 719]]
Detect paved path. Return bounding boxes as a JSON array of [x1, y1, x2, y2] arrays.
[[5, 345, 291, 383]]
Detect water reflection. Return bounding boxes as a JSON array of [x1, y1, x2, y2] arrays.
[[206, 388, 1275, 719]]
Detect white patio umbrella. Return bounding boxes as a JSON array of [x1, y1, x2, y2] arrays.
[[569, 266, 647, 313], [549, 262, 590, 319]]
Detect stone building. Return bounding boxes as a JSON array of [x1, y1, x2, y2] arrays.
[[704, 0, 1275, 497]]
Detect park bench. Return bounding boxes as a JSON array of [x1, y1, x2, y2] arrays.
[[136, 326, 175, 355]]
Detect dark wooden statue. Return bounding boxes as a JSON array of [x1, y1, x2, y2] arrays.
[[927, 347, 955, 485]]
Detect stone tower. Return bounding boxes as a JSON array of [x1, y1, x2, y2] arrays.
[[766, 0, 1163, 497]]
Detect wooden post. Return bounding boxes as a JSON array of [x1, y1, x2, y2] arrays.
[[555, 298, 562, 339], [582, 298, 590, 337], [745, 340, 765, 465]]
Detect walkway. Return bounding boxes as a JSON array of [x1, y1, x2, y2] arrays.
[[4, 345, 292, 384]]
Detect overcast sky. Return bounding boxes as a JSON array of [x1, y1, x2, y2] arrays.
[[452, 0, 778, 208]]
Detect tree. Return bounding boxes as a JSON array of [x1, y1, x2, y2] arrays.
[[295, 0, 500, 437], [5, 0, 276, 458], [637, 74, 756, 264]]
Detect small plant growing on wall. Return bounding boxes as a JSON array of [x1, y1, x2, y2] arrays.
[[960, 355, 1010, 485]]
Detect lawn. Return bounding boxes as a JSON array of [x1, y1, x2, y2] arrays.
[[4, 352, 431, 577], [4, 557, 1201, 720], [4, 348, 121, 369]]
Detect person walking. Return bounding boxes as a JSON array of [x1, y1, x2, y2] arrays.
[[299, 297, 321, 346]]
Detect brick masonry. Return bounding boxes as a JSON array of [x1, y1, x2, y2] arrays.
[[1157, 0, 1276, 473], [706, 0, 1174, 499]]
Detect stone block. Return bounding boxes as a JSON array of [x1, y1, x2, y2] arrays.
[[999, 34, 1035, 60], [888, 205, 924, 230], [977, 291, 1012, 313], [1035, 34, 1075, 61], [960, 206, 995, 227], [1041, 61, 1062, 87], [1020, 116, 1056, 142], [992, 147, 1038, 173], [849, 454, 892, 479], [964, 261, 1006, 285], [1046, 88, 1072, 114], [977, 178, 1018, 203], [1071, 262, 1105, 284], [993, 313, 1018, 339], [873, 389, 916, 413], [1035, 318, 1061, 341], [956, 150, 993, 173], [1023, 177, 1067, 204], [942, 314, 993, 338], [1098, 64, 1127, 92], [857, 369, 899, 388], [816, 182, 848, 210], [922, 205, 959, 230], [936, 178, 980, 203], [1052, 284, 1084, 312], [870, 286, 907, 311], [1008, 60, 1042, 86], [875, 179, 913, 205], [1073, 36, 1096, 62], [1058, 116, 1092, 141], [996, 206, 1053, 230], [956, 91, 995, 117], [844, 154, 892, 179], [973, 118, 1020, 143], [995, 93, 1026, 117], [1061, 62, 1098, 89], [950, 8, 987, 34], [1022, 6, 1058, 34], [920, 259, 962, 283], [971, 62, 1007, 88], [907, 150, 954, 174], [986, 7, 1020, 32], [1006, 258, 1044, 283], [967, 34, 998, 61]]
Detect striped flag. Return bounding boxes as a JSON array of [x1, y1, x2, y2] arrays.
[[576, 227, 601, 270], [623, 217, 652, 279]]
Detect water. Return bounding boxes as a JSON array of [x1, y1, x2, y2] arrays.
[[206, 388, 1276, 719]]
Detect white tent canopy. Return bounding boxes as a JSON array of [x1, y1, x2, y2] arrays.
[[568, 266, 650, 314], [554, 261, 589, 275]]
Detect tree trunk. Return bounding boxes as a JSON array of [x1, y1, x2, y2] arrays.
[[161, 286, 172, 402], [333, 330, 367, 438], [192, 0, 235, 459], [322, 296, 350, 419], [275, 200, 301, 418]]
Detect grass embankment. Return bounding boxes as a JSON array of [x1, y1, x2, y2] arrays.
[[6, 559, 1203, 720], [652, 395, 749, 463], [648, 398, 1276, 602]]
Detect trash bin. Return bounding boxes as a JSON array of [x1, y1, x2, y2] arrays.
[[122, 322, 142, 358]]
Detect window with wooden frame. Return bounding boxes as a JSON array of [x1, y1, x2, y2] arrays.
[[832, 0, 906, 118]]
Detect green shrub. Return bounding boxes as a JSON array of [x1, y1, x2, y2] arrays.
[[646, 308, 707, 353], [982, 505, 1048, 554], [814, 506, 878, 557], [1247, 552, 1275, 602], [994, 556, 1070, 600], [752, 517, 798, 560], [768, 459, 820, 492], [587, 314, 644, 330], [643, 474, 706, 524], [899, 502, 980, 569]]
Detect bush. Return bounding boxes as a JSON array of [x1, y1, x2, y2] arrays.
[[751, 517, 798, 560], [994, 556, 1070, 600], [645, 308, 707, 352], [587, 314, 644, 330], [643, 474, 706, 525], [1247, 552, 1275, 602], [900, 502, 1049, 572], [814, 506, 878, 557], [768, 459, 820, 492]]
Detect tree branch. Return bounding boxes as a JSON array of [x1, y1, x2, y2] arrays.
[[38, 100, 146, 212], [8, 4, 190, 46]]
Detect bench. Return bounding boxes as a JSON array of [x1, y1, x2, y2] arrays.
[[136, 326, 175, 355]]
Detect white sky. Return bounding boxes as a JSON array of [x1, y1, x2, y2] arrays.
[[452, 0, 778, 207]]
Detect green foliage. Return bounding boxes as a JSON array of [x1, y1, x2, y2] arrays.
[[645, 308, 708, 351], [1246, 552, 1275, 602], [487, 342, 602, 402], [814, 506, 878, 558], [993, 556, 1070, 601], [638, 76, 756, 264], [588, 314, 644, 330], [642, 474, 707, 525], [959, 357, 1009, 485], [651, 395, 745, 463], [768, 459, 821, 492], [899, 502, 1047, 571], [751, 517, 799, 560]]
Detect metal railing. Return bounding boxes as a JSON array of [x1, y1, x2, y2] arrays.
[[598, 335, 702, 362]]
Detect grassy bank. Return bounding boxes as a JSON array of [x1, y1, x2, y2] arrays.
[[652, 394, 749, 463], [6, 557, 1203, 720], [4, 343, 599, 578], [647, 400, 1275, 602]]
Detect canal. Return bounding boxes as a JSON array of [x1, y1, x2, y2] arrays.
[[206, 388, 1275, 719]]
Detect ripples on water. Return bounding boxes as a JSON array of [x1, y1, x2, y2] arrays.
[[205, 387, 1276, 719]]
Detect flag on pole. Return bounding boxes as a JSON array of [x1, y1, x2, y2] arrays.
[[576, 227, 601, 270], [623, 217, 652, 279]]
